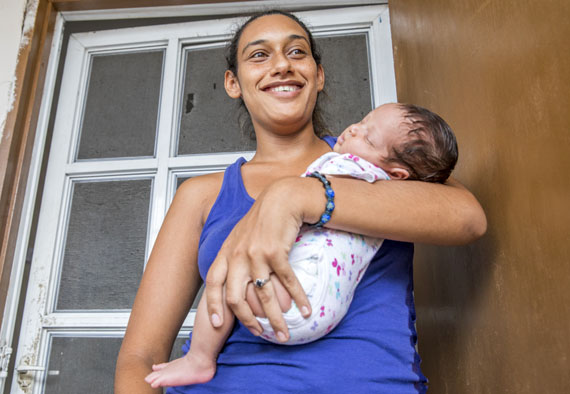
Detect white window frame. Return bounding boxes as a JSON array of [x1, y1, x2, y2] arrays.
[[1, 4, 396, 393]]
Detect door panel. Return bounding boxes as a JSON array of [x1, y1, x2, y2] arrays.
[[177, 44, 256, 155], [77, 50, 164, 160], [316, 34, 373, 133], [56, 179, 151, 311], [10, 6, 395, 393]]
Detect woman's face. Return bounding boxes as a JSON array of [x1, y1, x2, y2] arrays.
[[224, 14, 324, 134]]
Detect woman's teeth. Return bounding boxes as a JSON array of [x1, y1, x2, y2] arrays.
[[270, 85, 299, 92]]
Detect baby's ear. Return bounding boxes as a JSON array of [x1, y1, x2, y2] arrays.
[[386, 167, 409, 180]]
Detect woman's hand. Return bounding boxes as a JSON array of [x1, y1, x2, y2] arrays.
[[205, 177, 319, 341]]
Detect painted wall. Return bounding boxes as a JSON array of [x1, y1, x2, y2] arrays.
[[0, 0, 29, 140], [390, 0, 570, 392]]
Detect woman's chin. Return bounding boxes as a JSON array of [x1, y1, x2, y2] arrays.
[[255, 113, 312, 133]]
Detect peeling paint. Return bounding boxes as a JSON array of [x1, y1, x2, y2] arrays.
[[0, 0, 39, 141], [16, 354, 34, 392], [20, 0, 39, 47], [0, 76, 17, 142]]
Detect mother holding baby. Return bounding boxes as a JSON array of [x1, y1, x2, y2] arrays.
[[115, 10, 486, 393]]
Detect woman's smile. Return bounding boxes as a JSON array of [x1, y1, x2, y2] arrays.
[[261, 80, 304, 97]]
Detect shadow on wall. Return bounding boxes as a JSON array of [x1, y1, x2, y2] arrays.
[[414, 154, 499, 387]]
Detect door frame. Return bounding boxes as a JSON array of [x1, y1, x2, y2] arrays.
[[0, 1, 393, 392]]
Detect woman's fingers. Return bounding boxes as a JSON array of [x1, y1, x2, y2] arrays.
[[249, 255, 291, 341], [253, 280, 290, 341], [225, 260, 263, 335], [226, 291, 262, 336], [271, 262, 312, 318], [205, 255, 228, 327]]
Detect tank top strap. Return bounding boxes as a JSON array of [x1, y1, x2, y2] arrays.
[[322, 135, 337, 149], [218, 156, 254, 205], [198, 157, 254, 250]]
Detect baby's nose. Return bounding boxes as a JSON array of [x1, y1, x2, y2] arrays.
[[348, 125, 360, 136]]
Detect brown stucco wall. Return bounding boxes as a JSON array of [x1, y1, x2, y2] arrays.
[[389, 1, 570, 392]]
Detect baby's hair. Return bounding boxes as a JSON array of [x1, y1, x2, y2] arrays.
[[386, 104, 458, 183]]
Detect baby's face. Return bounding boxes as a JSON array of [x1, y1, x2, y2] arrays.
[[333, 103, 406, 168]]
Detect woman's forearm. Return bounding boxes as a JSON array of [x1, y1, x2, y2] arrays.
[[288, 175, 486, 245], [115, 352, 162, 394]]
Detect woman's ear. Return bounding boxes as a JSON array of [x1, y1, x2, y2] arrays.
[[317, 64, 325, 92], [224, 70, 242, 98], [385, 167, 410, 180]]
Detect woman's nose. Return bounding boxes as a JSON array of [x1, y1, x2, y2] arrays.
[[271, 53, 292, 75]]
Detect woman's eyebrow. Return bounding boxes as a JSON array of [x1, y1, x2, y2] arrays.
[[242, 39, 266, 55], [241, 35, 310, 55], [288, 34, 309, 45]]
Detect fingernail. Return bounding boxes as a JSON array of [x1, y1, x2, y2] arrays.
[[211, 313, 221, 327], [301, 306, 310, 317], [277, 331, 287, 342], [251, 329, 261, 336]]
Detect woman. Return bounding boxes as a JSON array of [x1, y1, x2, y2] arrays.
[[115, 10, 486, 393]]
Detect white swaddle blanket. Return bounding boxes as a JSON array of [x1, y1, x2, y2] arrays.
[[257, 153, 389, 344]]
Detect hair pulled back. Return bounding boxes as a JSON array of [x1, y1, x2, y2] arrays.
[[225, 9, 329, 139]]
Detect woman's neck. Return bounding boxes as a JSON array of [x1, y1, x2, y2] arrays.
[[249, 123, 331, 166]]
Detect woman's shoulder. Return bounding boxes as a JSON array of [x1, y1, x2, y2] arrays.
[[175, 172, 225, 225]]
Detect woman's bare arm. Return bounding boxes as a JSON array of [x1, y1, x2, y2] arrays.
[[320, 176, 486, 244], [115, 175, 221, 393], [205, 175, 486, 340]]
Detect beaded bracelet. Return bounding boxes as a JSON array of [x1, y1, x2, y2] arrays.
[[306, 171, 335, 227]]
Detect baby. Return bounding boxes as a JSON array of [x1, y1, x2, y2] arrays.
[[145, 103, 458, 388]]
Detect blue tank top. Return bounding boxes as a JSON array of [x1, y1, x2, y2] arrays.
[[167, 137, 427, 393]]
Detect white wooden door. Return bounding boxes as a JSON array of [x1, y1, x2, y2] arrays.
[[7, 6, 396, 393]]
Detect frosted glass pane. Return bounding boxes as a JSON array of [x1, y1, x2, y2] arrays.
[[45, 337, 187, 394], [77, 50, 163, 159], [56, 179, 151, 310], [177, 46, 256, 155], [316, 34, 373, 135], [45, 337, 121, 394]]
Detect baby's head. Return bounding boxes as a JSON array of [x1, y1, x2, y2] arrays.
[[333, 103, 458, 183]]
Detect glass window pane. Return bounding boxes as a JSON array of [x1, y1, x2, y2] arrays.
[[77, 50, 163, 160], [45, 337, 121, 394], [56, 179, 151, 310], [176, 175, 190, 190], [316, 34, 373, 135], [45, 336, 187, 394], [177, 46, 256, 155]]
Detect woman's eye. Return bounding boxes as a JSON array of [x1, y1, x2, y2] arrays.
[[289, 48, 306, 57], [251, 52, 266, 59]]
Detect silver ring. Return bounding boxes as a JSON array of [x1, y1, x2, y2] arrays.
[[254, 278, 270, 289]]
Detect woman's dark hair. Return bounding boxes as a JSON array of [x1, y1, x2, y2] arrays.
[[225, 9, 329, 139], [386, 104, 458, 184]]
